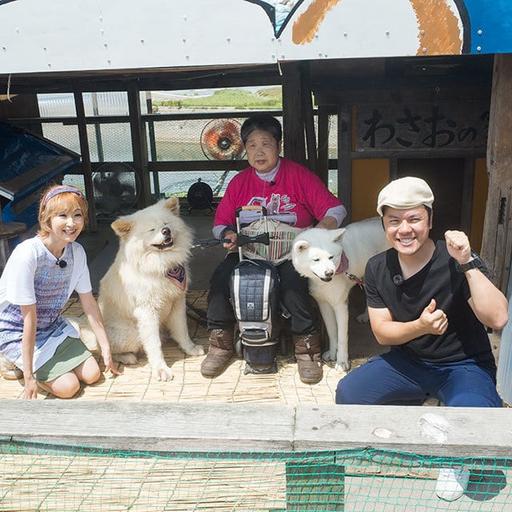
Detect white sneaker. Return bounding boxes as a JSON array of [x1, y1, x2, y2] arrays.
[[436, 467, 470, 501]]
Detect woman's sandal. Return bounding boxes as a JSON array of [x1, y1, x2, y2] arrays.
[[0, 366, 23, 381]]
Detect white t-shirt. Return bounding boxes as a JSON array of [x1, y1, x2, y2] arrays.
[[0, 237, 92, 371]]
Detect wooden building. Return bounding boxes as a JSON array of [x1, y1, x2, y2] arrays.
[[0, 0, 511, 289]]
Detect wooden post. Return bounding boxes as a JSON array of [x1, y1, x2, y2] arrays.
[[301, 63, 318, 173], [317, 105, 330, 186], [282, 62, 306, 166], [91, 92, 105, 162], [127, 83, 152, 208], [461, 158, 475, 235], [389, 158, 398, 181], [481, 54, 512, 292], [74, 90, 97, 231], [338, 106, 352, 222], [146, 91, 160, 197]]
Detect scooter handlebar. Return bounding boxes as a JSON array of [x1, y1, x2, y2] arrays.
[[237, 232, 270, 247], [192, 232, 270, 250]]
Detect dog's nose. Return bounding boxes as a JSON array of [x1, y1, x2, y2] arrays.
[[161, 227, 171, 237], [324, 269, 334, 278]]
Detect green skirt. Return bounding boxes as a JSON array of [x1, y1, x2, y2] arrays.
[[35, 337, 92, 382]]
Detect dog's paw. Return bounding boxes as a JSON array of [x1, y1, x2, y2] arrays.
[[335, 360, 351, 372], [184, 343, 205, 356], [114, 352, 138, 365], [152, 365, 174, 382], [322, 350, 336, 362], [356, 310, 369, 323]]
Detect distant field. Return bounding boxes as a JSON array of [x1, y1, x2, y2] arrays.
[[154, 87, 282, 110]]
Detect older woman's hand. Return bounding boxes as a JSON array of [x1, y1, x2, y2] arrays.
[[223, 230, 238, 251]]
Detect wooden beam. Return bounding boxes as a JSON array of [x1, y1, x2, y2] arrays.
[[0, 401, 511, 458], [147, 160, 247, 172], [350, 149, 486, 160], [294, 405, 512, 457], [73, 91, 97, 231], [316, 84, 491, 106], [63, 160, 248, 174], [282, 63, 306, 166], [0, 64, 282, 95], [8, 110, 286, 126], [481, 54, 512, 291], [127, 83, 152, 208], [0, 401, 294, 452]]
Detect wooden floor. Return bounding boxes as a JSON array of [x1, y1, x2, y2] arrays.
[[0, 290, 353, 404]]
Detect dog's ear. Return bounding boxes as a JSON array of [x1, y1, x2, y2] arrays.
[[332, 228, 346, 243], [294, 240, 310, 252], [164, 196, 180, 215], [111, 218, 133, 238]]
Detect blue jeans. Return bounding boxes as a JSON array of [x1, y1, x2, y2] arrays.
[[335, 350, 502, 407]]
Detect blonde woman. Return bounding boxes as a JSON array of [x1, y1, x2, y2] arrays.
[[0, 184, 119, 399]]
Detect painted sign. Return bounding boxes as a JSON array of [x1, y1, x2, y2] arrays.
[[356, 102, 489, 151], [0, 0, 511, 74]]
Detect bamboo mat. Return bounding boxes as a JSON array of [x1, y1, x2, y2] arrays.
[[0, 453, 287, 511], [0, 291, 354, 404]]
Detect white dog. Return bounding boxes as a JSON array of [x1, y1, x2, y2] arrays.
[[79, 197, 204, 381], [292, 217, 389, 371]]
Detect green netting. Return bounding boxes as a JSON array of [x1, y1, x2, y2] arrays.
[[0, 440, 510, 511]]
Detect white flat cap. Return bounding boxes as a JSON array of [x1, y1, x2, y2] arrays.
[[377, 177, 434, 216]]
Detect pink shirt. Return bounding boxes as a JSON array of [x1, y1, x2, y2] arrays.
[[214, 158, 343, 229]]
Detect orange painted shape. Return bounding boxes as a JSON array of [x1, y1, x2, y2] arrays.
[[292, 0, 342, 45], [410, 0, 463, 55]]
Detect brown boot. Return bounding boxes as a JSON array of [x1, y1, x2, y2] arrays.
[[294, 332, 323, 384], [201, 328, 235, 378]]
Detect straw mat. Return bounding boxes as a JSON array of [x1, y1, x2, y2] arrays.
[[0, 291, 352, 403]]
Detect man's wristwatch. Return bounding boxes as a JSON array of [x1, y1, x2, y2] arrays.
[[455, 252, 487, 273]]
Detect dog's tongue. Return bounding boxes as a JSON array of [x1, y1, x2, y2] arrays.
[[336, 252, 349, 274]]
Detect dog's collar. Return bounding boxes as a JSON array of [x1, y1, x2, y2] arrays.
[[166, 264, 187, 290], [336, 253, 364, 288], [344, 272, 364, 288]]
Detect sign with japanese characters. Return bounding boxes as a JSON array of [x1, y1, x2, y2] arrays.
[[356, 103, 489, 152]]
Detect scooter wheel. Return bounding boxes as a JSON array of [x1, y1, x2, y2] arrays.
[[235, 338, 243, 357]]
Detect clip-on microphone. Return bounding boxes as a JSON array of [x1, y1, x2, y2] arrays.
[[392, 274, 403, 286]]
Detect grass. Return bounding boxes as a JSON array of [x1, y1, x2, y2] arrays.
[[154, 87, 282, 110]]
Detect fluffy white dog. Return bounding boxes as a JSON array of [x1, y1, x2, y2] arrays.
[[292, 217, 389, 371], [79, 197, 204, 381]]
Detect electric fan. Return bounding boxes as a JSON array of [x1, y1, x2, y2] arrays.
[[200, 119, 245, 161], [92, 162, 139, 219]]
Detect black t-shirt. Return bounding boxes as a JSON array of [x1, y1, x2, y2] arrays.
[[364, 240, 494, 364]]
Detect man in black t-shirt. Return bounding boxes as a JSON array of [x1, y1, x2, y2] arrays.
[[335, 176, 508, 501]]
